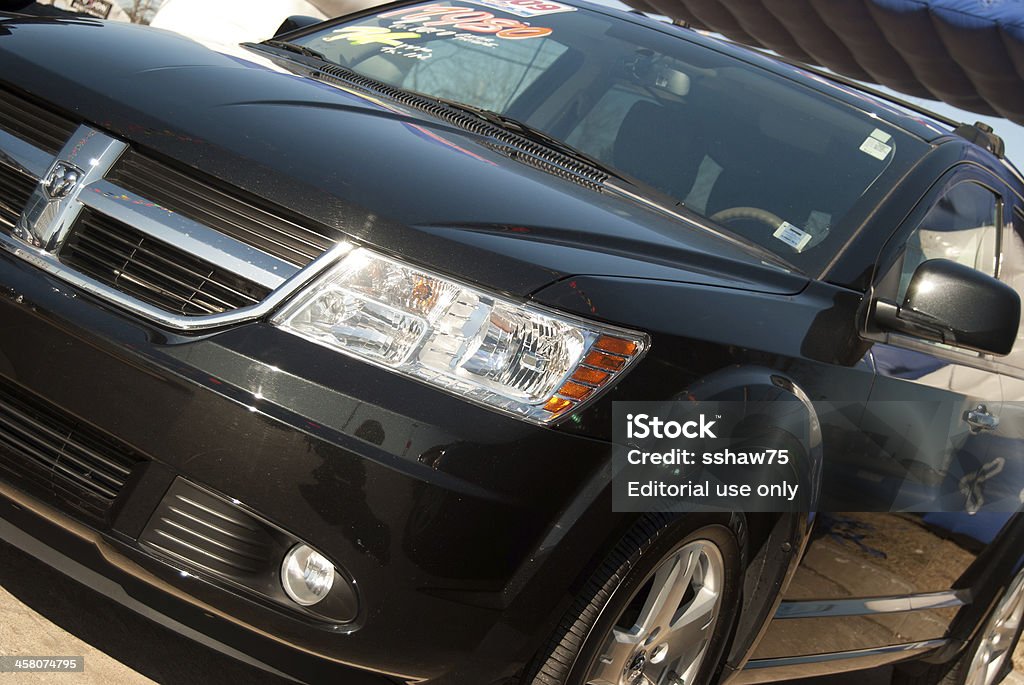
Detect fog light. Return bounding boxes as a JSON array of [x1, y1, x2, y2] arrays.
[[281, 544, 335, 606]]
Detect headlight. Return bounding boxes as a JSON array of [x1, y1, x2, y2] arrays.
[[272, 248, 647, 424]]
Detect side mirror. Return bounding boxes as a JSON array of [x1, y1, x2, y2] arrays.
[[874, 259, 1020, 355], [274, 15, 321, 38]]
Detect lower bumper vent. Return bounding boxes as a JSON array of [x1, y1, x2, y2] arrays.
[[139, 479, 359, 623], [0, 377, 145, 522], [140, 479, 279, 579]]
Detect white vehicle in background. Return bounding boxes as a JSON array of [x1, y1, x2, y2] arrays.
[[0, 0, 129, 20], [150, 0, 385, 43]]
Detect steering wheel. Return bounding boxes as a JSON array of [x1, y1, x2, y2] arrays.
[[709, 206, 785, 230]]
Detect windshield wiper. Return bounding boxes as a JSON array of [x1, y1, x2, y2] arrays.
[[430, 97, 639, 186], [256, 40, 329, 62], [233, 51, 798, 271], [430, 100, 796, 267], [244, 48, 640, 186], [237, 54, 793, 269]]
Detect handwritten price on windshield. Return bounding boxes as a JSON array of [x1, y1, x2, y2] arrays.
[[380, 4, 554, 39]]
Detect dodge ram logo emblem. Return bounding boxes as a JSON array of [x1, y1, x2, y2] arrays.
[[43, 161, 84, 200], [12, 128, 126, 252]]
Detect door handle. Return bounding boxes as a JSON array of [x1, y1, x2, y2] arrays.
[[964, 404, 1000, 433]]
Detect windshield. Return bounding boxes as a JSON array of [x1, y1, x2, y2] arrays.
[[292, 0, 928, 272]]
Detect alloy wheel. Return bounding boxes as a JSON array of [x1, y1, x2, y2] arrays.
[[965, 569, 1024, 685], [584, 539, 725, 685]]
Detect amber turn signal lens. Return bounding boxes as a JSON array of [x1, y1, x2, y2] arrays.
[[544, 396, 573, 413], [557, 381, 593, 401], [594, 336, 638, 356], [585, 350, 626, 371], [572, 367, 610, 385]]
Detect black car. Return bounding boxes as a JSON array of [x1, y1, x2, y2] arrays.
[[0, 2, 1022, 685]]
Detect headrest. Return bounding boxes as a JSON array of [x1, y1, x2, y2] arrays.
[[613, 100, 700, 198]]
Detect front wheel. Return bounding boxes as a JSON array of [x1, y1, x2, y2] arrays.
[[962, 567, 1024, 685], [527, 515, 744, 685], [896, 565, 1024, 685]]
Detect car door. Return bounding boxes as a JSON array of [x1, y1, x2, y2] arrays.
[[755, 166, 1015, 661], [856, 167, 1006, 516]]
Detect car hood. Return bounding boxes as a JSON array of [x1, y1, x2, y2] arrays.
[[0, 15, 809, 302]]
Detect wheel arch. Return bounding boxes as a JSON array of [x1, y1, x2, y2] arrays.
[[508, 364, 824, 681], [667, 364, 823, 677]]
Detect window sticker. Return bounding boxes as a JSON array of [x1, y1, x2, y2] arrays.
[[452, 34, 500, 48], [773, 221, 813, 252], [379, 4, 554, 39], [324, 26, 425, 46], [321, 4, 556, 58], [869, 128, 892, 144], [859, 132, 892, 160], [380, 42, 436, 59], [322, 26, 435, 59], [464, 0, 577, 17]]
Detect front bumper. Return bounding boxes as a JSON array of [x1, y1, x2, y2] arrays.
[[0, 480, 381, 684], [0, 245, 622, 683]]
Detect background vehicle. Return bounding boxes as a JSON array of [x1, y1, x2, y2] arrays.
[[149, 0, 382, 44], [0, 0, 129, 21], [0, 2, 1022, 684]]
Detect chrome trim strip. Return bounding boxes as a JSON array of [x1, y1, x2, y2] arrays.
[[732, 640, 948, 685], [0, 128, 52, 179], [14, 126, 126, 251], [775, 590, 969, 619], [0, 235, 353, 331], [80, 180, 297, 291]]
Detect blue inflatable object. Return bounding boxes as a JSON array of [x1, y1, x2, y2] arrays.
[[620, 0, 1024, 125]]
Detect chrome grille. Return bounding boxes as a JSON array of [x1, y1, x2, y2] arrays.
[[59, 209, 272, 316], [108, 150, 336, 267], [0, 163, 35, 228], [0, 95, 339, 329], [0, 87, 79, 154], [0, 376, 145, 522]]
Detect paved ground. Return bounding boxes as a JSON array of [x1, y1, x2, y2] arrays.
[[0, 540, 287, 684], [0, 537, 1022, 684]]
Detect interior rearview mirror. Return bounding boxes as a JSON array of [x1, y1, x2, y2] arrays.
[[274, 15, 321, 38], [874, 258, 1020, 355]]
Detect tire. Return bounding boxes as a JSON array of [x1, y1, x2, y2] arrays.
[[896, 566, 1024, 685], [526, 514, 745, 685]]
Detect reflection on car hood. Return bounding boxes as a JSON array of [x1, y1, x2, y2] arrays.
[[0, 15, 810, 299]]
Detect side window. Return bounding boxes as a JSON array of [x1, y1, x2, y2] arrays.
[[898, 181, 1000, 302]]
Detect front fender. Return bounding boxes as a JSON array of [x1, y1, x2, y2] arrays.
[[680, 365, 822, 676]]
